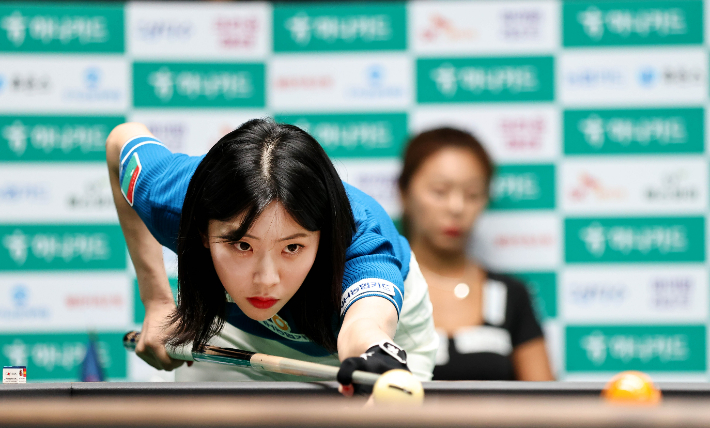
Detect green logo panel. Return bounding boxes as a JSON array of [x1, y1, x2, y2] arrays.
[[563, 1, 703, 47], [273, 3, 406, 52], [0, 4, 124, 52], [0, 116, 124, 162], [489, 164, 555, 210], [511, 272, 557, 320], [565, 217, 705, 263], [566, 325, 706, 372], [0, 225, 126, 271], [133, 278, 178, 324], [564, 108, 704, 155], [417, 57, 554, 104], [275, 113, 407, 158], [133, 62, 265, 108], [0, 332, 127, 381]]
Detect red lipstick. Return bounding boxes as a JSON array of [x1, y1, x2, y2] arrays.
[[443, 228, 462, 237], [247, 297, 278, 309]]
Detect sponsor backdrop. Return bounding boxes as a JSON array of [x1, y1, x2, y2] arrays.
[[0, 0, 709, 381]]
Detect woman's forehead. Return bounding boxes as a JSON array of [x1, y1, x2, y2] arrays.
[[210, 202, 314, 238], [411, 146, 482, 179]]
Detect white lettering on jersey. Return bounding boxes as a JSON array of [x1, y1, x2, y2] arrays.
[[340, 278, 400, 315]]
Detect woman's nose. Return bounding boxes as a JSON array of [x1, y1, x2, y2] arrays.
[[447, 190, 465, 214], [253, 254, 279, 288]]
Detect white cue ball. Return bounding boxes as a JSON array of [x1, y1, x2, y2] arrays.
[[371, 369, 424, 405]]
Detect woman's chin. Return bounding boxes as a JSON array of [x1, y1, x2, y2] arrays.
[[250, 313, 275, 322], [249, 310, 278, 322], [433, 241, 468, 257]]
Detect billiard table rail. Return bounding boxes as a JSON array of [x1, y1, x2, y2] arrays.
[[2, 381, 710, 398]]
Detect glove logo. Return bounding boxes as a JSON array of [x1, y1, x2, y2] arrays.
[[360, 351, 375, 361], [378, 340, 407, 365]]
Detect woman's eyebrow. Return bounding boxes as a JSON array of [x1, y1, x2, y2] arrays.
[[218, 230, 249, 241], [278, 233, 309, 241], [216, 232, 309, 241]]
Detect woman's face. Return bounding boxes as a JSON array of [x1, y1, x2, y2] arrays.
[[204, 202, 320, 321], [402, 146, 489, 254]]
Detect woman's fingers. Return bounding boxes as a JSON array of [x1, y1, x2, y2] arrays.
[[339, 384, 354, 397], [137, 302, 182, 371]]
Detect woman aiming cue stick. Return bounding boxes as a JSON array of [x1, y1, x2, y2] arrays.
[[123, 331, 380, 385], [107, 119, 438, 395]]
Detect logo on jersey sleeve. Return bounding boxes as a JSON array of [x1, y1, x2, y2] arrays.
[[340, 278, 399, 315], [120, 152, 142, 206]]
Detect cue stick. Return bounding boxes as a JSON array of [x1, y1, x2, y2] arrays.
[[123, 331, 381, 385]]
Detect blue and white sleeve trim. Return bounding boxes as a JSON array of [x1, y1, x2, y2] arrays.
[[340, 278, 403, 317]]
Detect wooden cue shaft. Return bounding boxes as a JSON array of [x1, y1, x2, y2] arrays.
[[123, 331, 381, 385], [249, 353, 381, 385]]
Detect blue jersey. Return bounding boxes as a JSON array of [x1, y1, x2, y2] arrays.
[[120, 136, 410, 357]]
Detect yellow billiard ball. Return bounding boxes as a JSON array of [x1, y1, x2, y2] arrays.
[[602, 371, 661, 405], [371, 369, 424, 406]]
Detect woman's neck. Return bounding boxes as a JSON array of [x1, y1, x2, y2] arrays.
[[410, 238, 468, 277]]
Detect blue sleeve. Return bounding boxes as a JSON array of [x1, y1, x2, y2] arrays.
[[118, 136, 202, 252], [340, 184, 409, 319]]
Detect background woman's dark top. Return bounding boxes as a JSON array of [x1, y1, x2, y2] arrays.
[[432, 273, 543, 381]]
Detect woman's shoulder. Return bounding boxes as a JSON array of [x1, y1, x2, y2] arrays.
[[342, 182, 399, 235], [486, 271, 527, 289], [485, 270, 544, 344], [342, 182, 381, 217], [485, 271, 532, 300], [341, 182, 410, 271], [120, 135, 204, 176]]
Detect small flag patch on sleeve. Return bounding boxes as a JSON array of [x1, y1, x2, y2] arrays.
[[121, 153, 142, 206]]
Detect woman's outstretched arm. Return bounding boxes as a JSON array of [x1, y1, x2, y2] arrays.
[[337, 296, 398, 360], [106, 123, 183, 371]]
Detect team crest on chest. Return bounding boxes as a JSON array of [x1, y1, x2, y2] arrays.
[[121, 153, 142, 206], [259, 314, 310, 342]]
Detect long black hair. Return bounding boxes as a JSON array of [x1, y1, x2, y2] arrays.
[[169, 118, 355, 353]]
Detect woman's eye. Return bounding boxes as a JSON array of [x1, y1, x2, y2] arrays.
[[235, 242, 251, 251], [285, 244, 302, 254]]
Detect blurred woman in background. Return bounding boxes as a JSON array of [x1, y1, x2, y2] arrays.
[[398, 127, 554, 381]]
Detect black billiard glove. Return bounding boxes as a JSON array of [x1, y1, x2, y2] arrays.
[[337, 340, 409, 395]]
